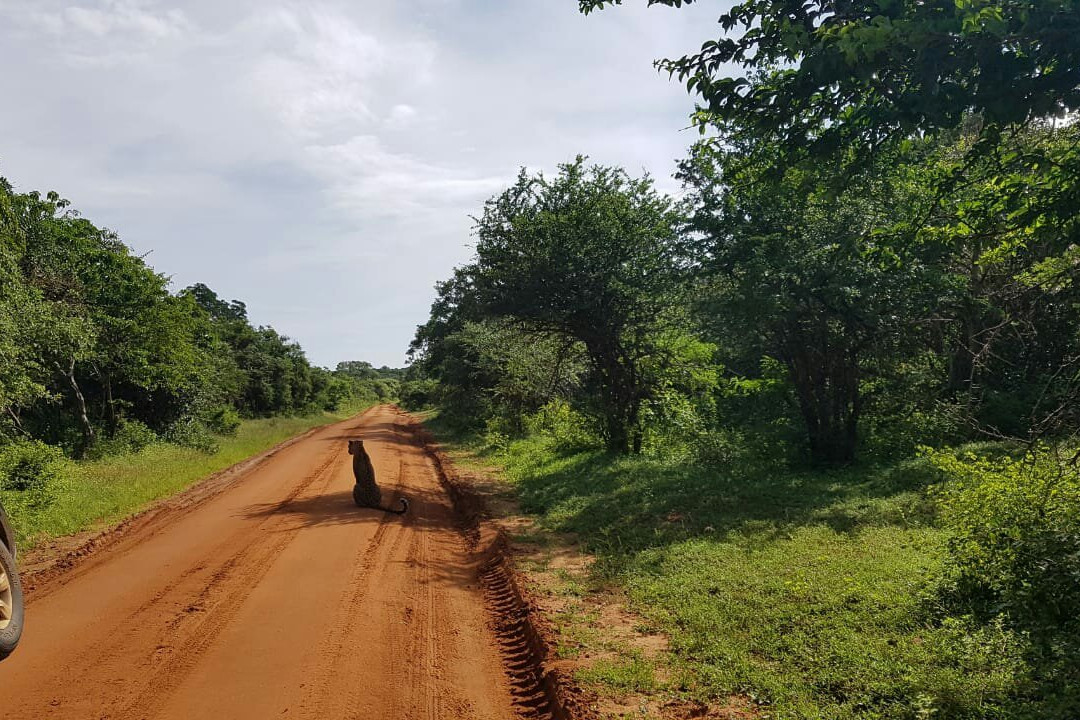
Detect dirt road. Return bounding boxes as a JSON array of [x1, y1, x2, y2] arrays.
[[0, 406, 521, 719]]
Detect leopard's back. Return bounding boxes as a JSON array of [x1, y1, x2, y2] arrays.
[[349, 439, 381, 507], [352, 480, 382, 508]]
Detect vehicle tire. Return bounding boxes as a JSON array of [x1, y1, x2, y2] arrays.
[[0, 540, 24, 660]]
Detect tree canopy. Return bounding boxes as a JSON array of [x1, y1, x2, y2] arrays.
[[581, 0, 1080, 156]]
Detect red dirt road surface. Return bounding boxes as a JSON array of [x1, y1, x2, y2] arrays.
[[0, 406, 525, 719]]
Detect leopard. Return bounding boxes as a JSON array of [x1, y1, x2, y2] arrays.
[[348, 439, 408, 515]]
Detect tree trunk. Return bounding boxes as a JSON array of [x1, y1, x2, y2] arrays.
[[102, 371, 117, 428], [589, 339, 641, 455], [947, 241, 983, 396], [784, 332, 860, 465], [57, 358, 95, 454]]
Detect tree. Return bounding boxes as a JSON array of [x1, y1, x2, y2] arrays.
[[581, 0, 1080, 156], [464, 158, 690, 453], [680, 140, 938, 463]]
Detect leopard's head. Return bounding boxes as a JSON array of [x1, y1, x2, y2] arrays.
[[348, 439, 365, 455]]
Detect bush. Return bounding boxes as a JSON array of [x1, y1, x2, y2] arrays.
[[639, 389, 708, 461], [481, 417, 513, 452], [206, 406, 241, 436], [525, 400, 599, 451], [930, 446, 1080, 691], [164, 417, 219, 454], [399, 378, 440, 411], [89, 418, 158, 458], [0, 439, 70, 512]]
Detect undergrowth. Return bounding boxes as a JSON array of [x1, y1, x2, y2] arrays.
[[427, 413, 1071, 719]]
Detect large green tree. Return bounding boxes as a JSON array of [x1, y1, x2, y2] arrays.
[[462, 158, 691, 453], [681, 138, 940, 462]]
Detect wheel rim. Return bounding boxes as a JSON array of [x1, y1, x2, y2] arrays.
[[0, 564, 12, 631]]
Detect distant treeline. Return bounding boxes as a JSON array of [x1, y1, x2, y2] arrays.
[[0, 175, 399, 461]]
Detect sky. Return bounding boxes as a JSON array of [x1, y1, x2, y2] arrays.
[[0, 0, 721, 368]]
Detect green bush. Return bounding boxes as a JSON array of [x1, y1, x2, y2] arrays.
[[524, 400, 599, 451], [89, 418, 158, 458], [640, 389, 708, 460], [398, 378, 440, 411], [690, 427, 748, 467], [481, 416, 513, 452], [0, 438, 70, 512], [930, 446, 1080, 691], [164, 417, 219, 454], [206, 405, 241, 436]]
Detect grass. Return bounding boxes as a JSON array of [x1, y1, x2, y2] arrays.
[[8, 404, 373, 549], [429, 418, 1036, 719]]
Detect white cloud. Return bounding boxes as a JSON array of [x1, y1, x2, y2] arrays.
[[304, 134, 505, 220], [0, 0, 721, 365], [244, 5, 434, 141], [62, 1, 190, 39], [2, 0, 192, 66], [387, 104, 417, 125]]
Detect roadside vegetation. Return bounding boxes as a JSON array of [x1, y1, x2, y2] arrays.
[[0, 177, 403, 544], [406, 2, 1080, 717], [5, 405, 371, 550], [434, 418, 1076, 718]]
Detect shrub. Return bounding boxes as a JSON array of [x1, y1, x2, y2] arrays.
[[863, 404, 964, 459], [0, 438, 70, 512], [640, 389, 707, 461], [206, 405, 241, 436], [164, 417, 219, 454], [525, 400, 599, 451], [481, 417, 512, 452], [929, 446, 1080, 683], [89, 418, 158, 458], [399, 379, 440, 411], [690, 427, 748, 467]]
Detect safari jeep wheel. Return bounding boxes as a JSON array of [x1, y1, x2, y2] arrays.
[[0, 540, 24, 660]]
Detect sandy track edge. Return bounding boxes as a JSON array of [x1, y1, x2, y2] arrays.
[[401, 414, 599, 720]]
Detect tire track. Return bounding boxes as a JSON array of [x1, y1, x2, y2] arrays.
[[22, 448, 344, 720], [300, 451, 411, 719], [404, 418, 592, 720], [29, 447, 340, 707], [116, 449, 346, 719]]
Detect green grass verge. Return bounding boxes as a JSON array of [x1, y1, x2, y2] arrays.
[[427, 418, 1034, 719], [10, 404, 373, 550]]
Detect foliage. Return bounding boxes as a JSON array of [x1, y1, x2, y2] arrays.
[[581, 0, 1080, 160], [398, 378, 441, 412], [680, 137, 941, 463], [414, 158, 692, 453], [163, 416, 220, 454], [931, 446, 1080, 709], [524, 399, 600, 451], [87, 418, 158, 459], [0, 438, 70, 514], [205, 406, 241, 436]]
